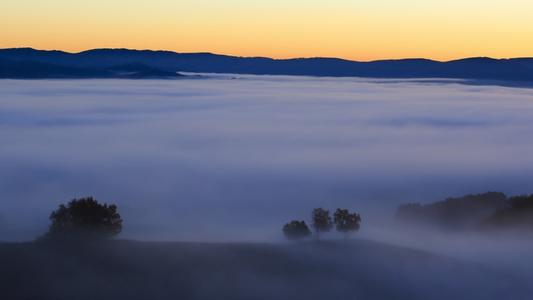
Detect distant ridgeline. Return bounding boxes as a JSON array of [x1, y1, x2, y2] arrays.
[[396, 192, 533, 232], [1, 48, 533, 84], [0, 50, 183, 79]]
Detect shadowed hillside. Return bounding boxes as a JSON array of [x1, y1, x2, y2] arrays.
[[0, 56, 182, 79], [0, 239, 529, 300], [1, 48, 533, 84]]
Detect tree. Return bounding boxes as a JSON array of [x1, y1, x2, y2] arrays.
[[283, 220, 311, 240], [483, 194, 533, 229], [46, 197, 122, 239], [312, 208, 332, 240], [334, 208, 361, 238]]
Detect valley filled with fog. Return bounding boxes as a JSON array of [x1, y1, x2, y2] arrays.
[[3, 75, 533, 298], [1, 75, 533, 244]]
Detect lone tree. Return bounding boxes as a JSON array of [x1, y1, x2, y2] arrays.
[[47, 197, 122, 239], [283, 220, 312, 240], [312, 208, 333, 240], [334, 208, 361, 238]]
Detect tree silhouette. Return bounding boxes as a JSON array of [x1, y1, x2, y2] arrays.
[[484, 194, 533, 229], [334, 209, 361, 238], [283, 220, 311, 240], [47, 197, 122, 239], [396, 192, 508, 230], [312, 208, 332, 240]]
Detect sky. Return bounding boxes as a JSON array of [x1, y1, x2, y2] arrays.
[[1, 0, 533, 61]]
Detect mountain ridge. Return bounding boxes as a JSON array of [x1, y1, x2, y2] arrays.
[[1, 47, 533, 83], [5, 47, 532, 63]]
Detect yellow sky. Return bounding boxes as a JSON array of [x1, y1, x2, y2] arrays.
[[1, 0, 532, 61]]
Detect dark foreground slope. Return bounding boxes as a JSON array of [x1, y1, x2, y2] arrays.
[[1, 48, 533, 85], [0, 239, 529, 300]]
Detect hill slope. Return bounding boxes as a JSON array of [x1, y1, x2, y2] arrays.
[[0, 239, 529, 300], [0, 54, 182, 79], [1, 48, 533, 84]]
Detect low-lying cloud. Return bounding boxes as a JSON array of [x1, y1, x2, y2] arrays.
[[1, 76, 533, 242]]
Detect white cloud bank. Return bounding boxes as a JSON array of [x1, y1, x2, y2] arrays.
[[1, 76, 533, 242]]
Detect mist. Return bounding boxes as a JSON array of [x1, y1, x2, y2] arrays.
[[1, 75, 533, 241], [3, 75, 533, 299]]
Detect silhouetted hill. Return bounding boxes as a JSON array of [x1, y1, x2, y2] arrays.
[[0, 50, 182, 79], [397, 192, 533, 232], [0, 59, 109, 79], [0, 239, 528, 300], [1, 48, 533, 83]]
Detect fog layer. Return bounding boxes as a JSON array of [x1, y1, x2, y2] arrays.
[[1, 75, 533, 241]]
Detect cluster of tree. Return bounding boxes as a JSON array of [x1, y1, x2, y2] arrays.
[[283, 208, 361, 241], [43, 197, 122, 240], [483, 195, 533, 229], [43, 198, 361, 242], [396, 192, 533, 232]]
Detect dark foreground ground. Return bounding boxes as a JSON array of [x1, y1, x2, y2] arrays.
[[0, 239, 530, 300]]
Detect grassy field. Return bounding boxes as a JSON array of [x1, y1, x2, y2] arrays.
[[0, 238, 530, 300]]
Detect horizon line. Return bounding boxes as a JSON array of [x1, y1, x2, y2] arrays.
[[3, 46, 533, 64]]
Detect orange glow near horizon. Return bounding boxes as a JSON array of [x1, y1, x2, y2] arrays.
[[1, 0, 533, 61]]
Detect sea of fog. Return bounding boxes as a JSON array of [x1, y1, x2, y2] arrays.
[[1, 75, 533, 244]]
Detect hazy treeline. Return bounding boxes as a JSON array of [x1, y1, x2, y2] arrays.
[[396, 192, 533, 232], [2, 195, 533, 300], [9, 192, 533, 242]]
